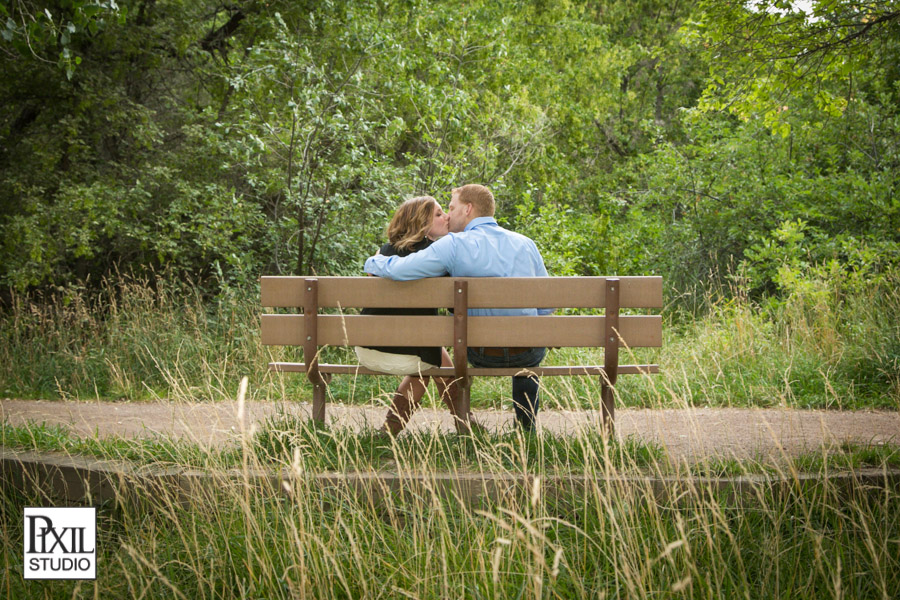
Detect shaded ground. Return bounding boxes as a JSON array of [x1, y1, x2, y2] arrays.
[[2, 398, 897, 464]]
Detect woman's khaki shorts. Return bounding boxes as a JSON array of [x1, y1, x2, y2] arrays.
[[354, 347, 438, 376]]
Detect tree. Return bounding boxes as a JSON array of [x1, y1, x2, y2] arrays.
[[0, 0, 123, 78], [0, 1, 268, 291], [621, 0, 900, 293], [690, 0, 900, 126], [221, 0, 557, 275]]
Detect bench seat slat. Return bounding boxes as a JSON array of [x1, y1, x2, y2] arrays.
[[268, 363, 660, 376], [261, 276, 663, 309], [261, 314, 662, 348]]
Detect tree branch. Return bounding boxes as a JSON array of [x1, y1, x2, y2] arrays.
[[199, 9, 246, 59]]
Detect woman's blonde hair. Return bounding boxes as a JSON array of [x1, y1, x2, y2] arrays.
[[386, 196, 438, 251]]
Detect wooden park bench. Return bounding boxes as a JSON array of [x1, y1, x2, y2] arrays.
[[260, 276, 662, 428]]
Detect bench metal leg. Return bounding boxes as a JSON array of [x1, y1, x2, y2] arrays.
[[601, 277, 619, 434], [459, 378, 472, 421], [311, 382, 326, 424], [600, 381, 615, 433]]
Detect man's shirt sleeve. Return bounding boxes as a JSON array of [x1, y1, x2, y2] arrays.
[[529, 240, 555, 315], [364, 236, 455, 280]]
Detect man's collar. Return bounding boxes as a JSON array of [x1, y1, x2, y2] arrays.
[[463, 216, 498, 231]]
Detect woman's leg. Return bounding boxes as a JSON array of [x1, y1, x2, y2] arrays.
[[434, 348, 483, 434], [382, 349, 484, 435], [382, 375, 430, 435]]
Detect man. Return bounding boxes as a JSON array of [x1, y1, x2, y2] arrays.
[[365, 184, 552, 430]]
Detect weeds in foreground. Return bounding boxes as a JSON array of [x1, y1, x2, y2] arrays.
[[3, 417, 899, 599]]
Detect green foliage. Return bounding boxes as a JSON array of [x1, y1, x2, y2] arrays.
[[1, 0, 710, 291], [617, 267, 900, 410], [0, 0, 124, 79], [1, 1, 900, 416], [0, 1, 272, 291], [505, 192, 613, 275], [690, 1, 900, 120], [601, 0, 899, 296], [2, 0, 896, 294], [622, 97, 899, 293]]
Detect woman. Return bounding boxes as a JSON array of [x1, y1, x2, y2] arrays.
[[356, 196, 478, 435]]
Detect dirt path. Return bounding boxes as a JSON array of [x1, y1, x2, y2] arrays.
[[3, 398, 897, 464]]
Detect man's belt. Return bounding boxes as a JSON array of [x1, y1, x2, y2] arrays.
[[477, 347, 532, 357]]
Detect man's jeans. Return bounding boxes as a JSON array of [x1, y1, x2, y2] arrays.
[[467, 347, 547, 431]]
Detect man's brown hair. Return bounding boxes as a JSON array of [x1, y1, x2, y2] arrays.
[[453, 184, 495, 217]]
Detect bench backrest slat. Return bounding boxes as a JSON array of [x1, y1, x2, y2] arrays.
[[261, 276, 662, 309], [261, 314, 662, 348]]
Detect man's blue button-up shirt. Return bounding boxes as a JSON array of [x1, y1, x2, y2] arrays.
[[364, 217, 553, 316]]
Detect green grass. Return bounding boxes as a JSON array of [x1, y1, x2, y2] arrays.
[[685, 441, 900, 478], [0, 420, 240, 469], [4, 416, 898, 480], [252, 412, 668, 474], [4, 364, 899, 600], [1, 417, 668, 476], [792, 440, 900, 473]]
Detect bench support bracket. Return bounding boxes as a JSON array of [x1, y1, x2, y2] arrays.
[[601, 277, 620, 430], [453, 280, 471, 422], [304, 278, 327, 424]]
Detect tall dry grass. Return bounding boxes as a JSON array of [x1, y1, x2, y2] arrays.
[[3, 379, 898, 598], [0, 275, 291, 402], [1, 269, 897, 412]]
